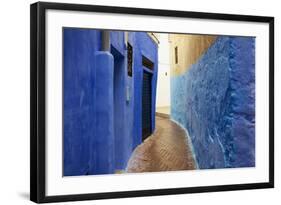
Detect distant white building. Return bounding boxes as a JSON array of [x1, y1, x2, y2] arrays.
[[156, 33, 171, 115]]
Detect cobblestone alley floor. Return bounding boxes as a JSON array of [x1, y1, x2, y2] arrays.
[[126, 116, 196, 173]]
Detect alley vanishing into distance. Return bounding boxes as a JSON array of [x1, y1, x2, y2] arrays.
[[63, 30, 255, 176], [126, 116, 196, 172]]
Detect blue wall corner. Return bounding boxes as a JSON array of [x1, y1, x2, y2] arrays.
[[90, 51, 115, 174]]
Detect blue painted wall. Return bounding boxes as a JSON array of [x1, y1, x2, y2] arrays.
[[171, 36, 255, 169], [130, 32, 158, 149], [91, 51, 115, 174], [63, 28, 158, 176], [63, 29, 101, 176]]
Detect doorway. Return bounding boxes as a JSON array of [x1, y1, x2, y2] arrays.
[[142, 71, 152, 141]]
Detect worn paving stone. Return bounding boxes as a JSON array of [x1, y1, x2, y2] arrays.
[[126, 116, 196, 173]]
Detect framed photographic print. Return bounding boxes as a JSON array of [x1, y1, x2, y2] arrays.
[[30, 1, 274, 203]]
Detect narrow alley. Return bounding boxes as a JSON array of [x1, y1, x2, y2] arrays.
[[126, 116, 196, 173]]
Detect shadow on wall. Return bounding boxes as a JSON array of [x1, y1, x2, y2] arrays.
[[171, 36, 255, 169]]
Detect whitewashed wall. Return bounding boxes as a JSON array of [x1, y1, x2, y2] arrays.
[[156, 34, 171, 108]]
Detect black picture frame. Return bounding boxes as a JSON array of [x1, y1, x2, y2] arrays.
[[30, 1, 274, 203]]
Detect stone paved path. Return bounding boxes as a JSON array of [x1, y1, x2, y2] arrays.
[[126, 116, 196, 172]]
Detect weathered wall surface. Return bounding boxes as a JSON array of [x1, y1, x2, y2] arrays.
[[169, 34, 216, 76], [171, 36, 255, 169], [63, 29, 101, 176], [63, 28, 158, 176]]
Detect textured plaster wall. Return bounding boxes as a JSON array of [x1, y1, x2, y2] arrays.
[[171, 36, 255, 169], [169, 34, 216, 76], [63, 28, 101, 176], [92, 51, 115, 174], [63, 28, 158, 175]]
